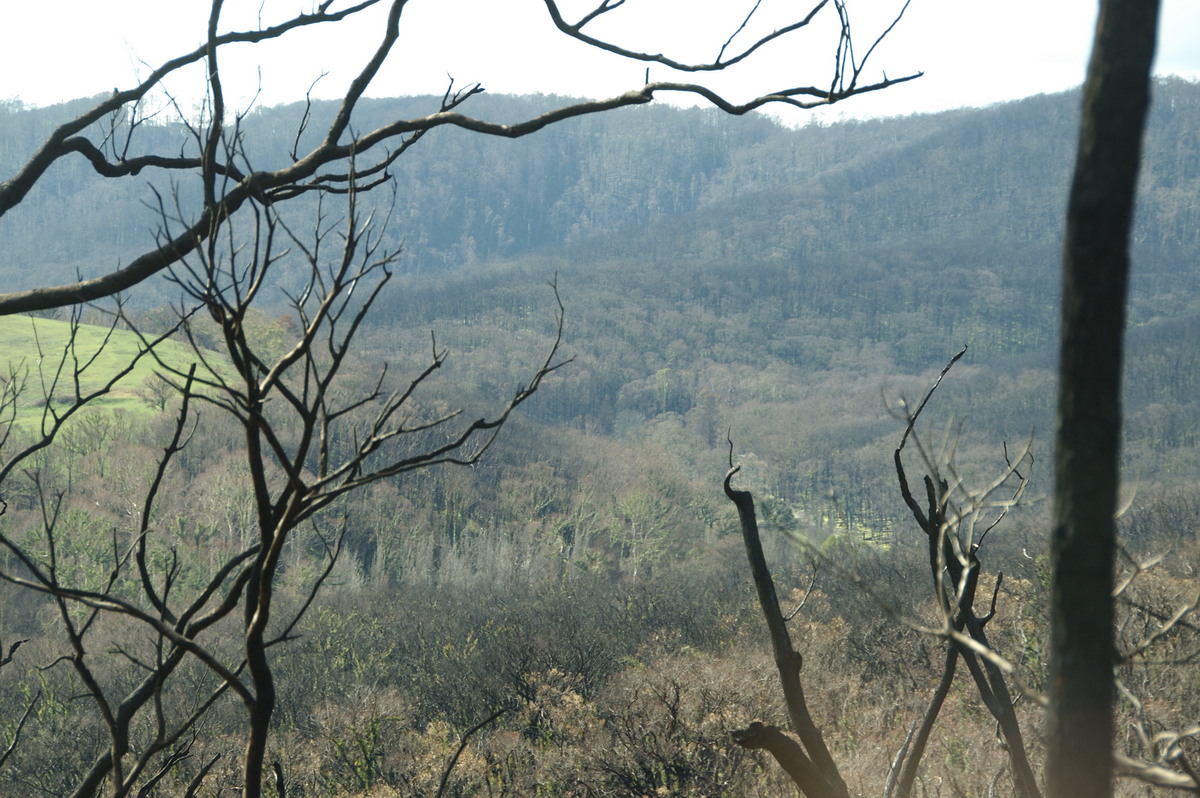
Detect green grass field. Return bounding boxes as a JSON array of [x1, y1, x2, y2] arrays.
[[0, 315, 226, 427]]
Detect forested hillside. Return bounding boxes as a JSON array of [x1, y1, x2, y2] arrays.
[[343, 77, 1200, 535], [1, 78, 1199, 795], [3, 79, 1194, 290]]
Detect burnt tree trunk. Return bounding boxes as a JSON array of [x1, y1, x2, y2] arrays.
[[726, 468, 849, 798], [1047, 2, 1160, 797]]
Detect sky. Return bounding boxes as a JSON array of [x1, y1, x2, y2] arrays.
[[2, 0, 1198, 125]]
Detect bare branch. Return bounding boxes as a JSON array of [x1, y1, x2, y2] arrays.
[[1115, 753, 1200, 791], [0, 1, 383, 217], [435, 708, 509, 798], [0, 690, 39, 770], [1120, 589, 1200, 663], [0, 0, 917, 315]]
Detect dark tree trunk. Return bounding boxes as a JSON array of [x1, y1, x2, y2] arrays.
[[725, 469, 849, 798], [1047, 2, 1160, 796]]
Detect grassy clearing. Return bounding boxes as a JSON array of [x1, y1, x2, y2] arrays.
[[0, 315, 226, 428]]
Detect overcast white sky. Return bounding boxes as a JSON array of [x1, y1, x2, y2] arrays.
[[2, 0, 1197, 124]]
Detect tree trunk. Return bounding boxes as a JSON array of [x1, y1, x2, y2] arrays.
[[725, 469, 849, 798], [1047, 2, 1160, 796]]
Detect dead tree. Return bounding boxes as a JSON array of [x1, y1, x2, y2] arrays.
[[891, 350, 1040, 798], [0, 185, 564, 796], [729, 347, 1200, 797], [1049, 1, 1161, 795], [0, 309, 196, 797], [1110, 545, 1200, 792], [726, 461, 849, 798]]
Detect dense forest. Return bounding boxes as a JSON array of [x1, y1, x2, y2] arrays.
[[1, 77, 1199, 795]]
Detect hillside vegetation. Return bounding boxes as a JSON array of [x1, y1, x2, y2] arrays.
[[0, 80, 1198, 794]]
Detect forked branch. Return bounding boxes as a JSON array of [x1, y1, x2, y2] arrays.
[[0, 0, 919, 316]]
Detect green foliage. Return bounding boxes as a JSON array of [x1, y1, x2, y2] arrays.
[[0, 313, 226, 427]]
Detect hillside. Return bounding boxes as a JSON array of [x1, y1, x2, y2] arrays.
[[3, 79, 1199, 529], [343, 79, 1200, 531], [0, 313, 229, 425], [2, 77, 1199, 797], [3, 78, 1195, 298]]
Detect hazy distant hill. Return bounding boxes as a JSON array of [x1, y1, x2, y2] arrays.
[[2, 80, 1199, 516], [340, 79, 1200, 519], [2, 79, 1196, 299]]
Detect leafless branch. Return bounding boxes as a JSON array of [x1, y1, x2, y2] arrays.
[[1120, 590, 1200, 663], [1115, 753, 1200, 792], [435, 708, 509, 798], [0, 1, 383, 217], [891, 349, 1041, 798], [0, 690, 39, 770], [0, 0, 918, 316]]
